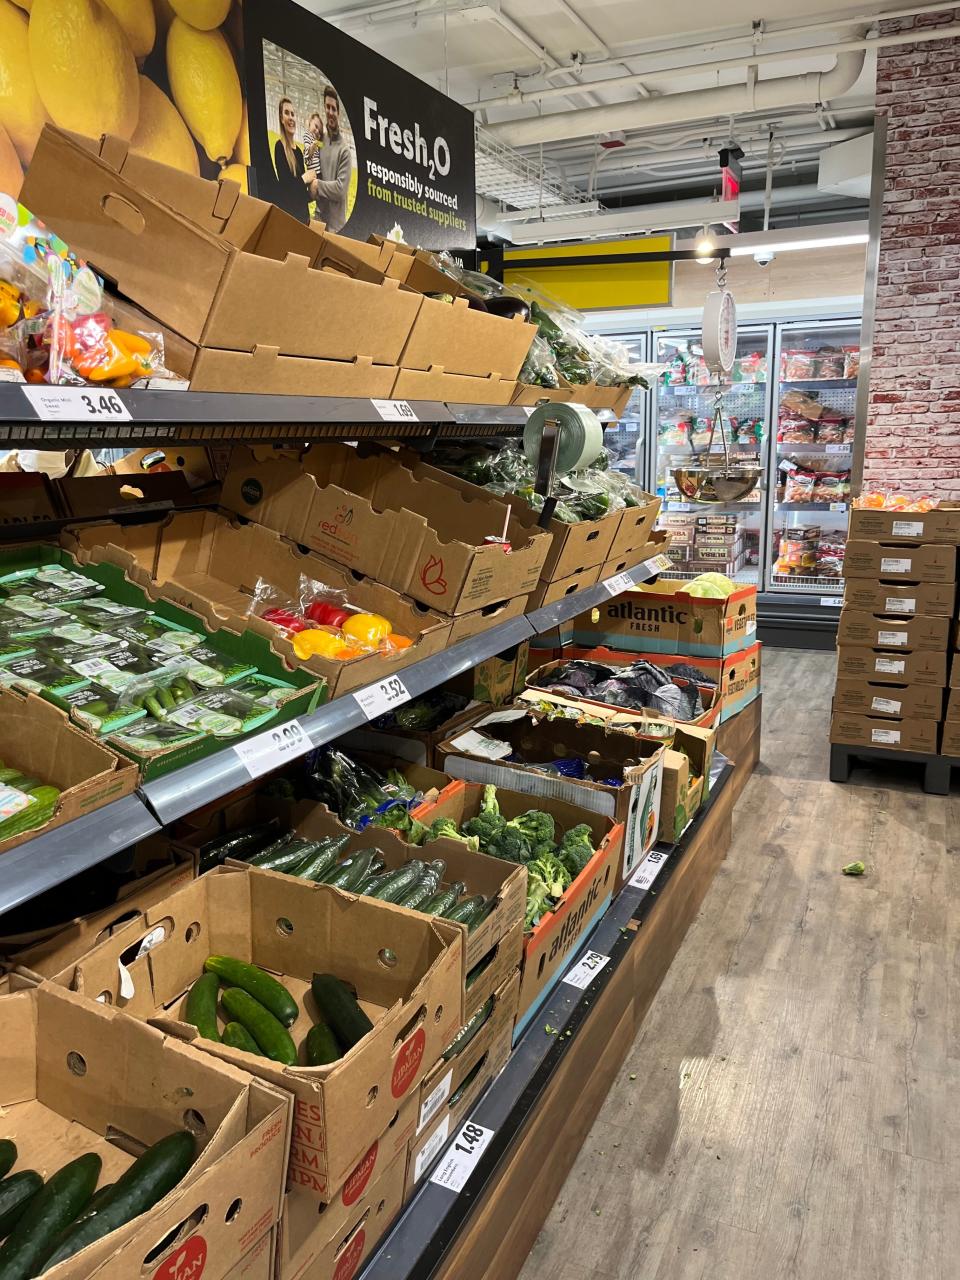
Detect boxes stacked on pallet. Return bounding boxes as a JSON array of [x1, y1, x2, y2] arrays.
[[831, 506, 960, 757]]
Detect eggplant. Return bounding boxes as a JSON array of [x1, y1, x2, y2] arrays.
[[485, 296, 531, 322]]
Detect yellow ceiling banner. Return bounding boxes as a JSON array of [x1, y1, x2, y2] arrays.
[[500, 235, 674, 311]]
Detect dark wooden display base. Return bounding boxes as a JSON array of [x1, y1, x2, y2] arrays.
[[435, 741, 741, 1280], [717, 696, 762, 802]]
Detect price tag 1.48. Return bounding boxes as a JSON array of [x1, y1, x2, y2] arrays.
[[429, 1121, 494, 1193], [353, 675, 411, 721], [23, 385, 132, 421], [232, 719, 311, 779], [562, 949, 610, 990], [370, 398, 418, 422]]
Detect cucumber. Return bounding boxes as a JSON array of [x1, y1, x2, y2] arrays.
[[222, 1022, 261, 1055], [39, 1132, 196, 1273], [449, 1053, 486, 1106], [442, 895, 487, 928], [0, 1145, 15, 1182], [311, 974, 374, 1051], [0, 1152, 101, 1280], [71, 1182, 115, 1227], [0, 1173, 42, 1239], [325, 850, 377, 892], [199, 821, 280, 872], [293, 837, 351, 882], [442, 996, 494, 1061], [397, 868, 443, 911], [0, 785, 60, 842], [422, 883, 466, 917], [248, 834, 312, 871], [220, 988, 297, 1065], [204, 956, 299, 1028], [365, 860, 424, 903], [355, 871, 385, 894], [184, 972, 221, 1042], [304, 1019, 342, 1066]]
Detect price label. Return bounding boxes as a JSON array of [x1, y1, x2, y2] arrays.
[[668, 502, 694, 512], [353, 675, 411, 720], [820, 596, 844, 608], [232, 719, 310, 778], [872, 696, 902, 715], [644, 553, 673, 574], [824, 443, 850, 454], [884, 597, 915, 614], [881, 557, 912, 574], [630, 846, 669, 891], [892, 519, 924, 537], [779, 459, 799, 473], [22, 385, 132, 421], [429, 1121, 494, 1193], [417, 1069, 453, 1135], [829, 502, 847, 512], [562, 950, 610, 990], [877, 629, 908, 647], [875, 657, 905, 675], [414, 1116, 450, 1185], [603, 571, 634, 596], [370, 398, 418, 422]]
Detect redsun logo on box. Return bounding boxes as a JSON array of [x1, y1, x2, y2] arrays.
[[342, 1141, 379, 1206], [333, 1229, 366, 1280], [391, 1027, 426, 1097], [153, 1234, 207, 1280]]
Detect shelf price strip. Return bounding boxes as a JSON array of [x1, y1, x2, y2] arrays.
[[232, 719, 311, 778], [353, 675, 411, 720], [562, 949, 610, 989], [370, 398, 418, 422], [429, 1121, 495, 1193], [22, 385, 132, 421]]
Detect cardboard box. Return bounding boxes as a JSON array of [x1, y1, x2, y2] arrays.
[[415, 970, 520, 1140], [449, 641, 530, 707], [391, 366, 518, 406], [312, 230, 398, 285], [405, 1014, 512, 1198], [950, 652, 960, 688], [571, 578, 757, 657], [220, 445, 549, 615], [842, 579, 956, 617], [946, 687, 960, 719], [833, 678, 944, 720], [719, 642, 763, 722], [276, 1101, 413, 1280], [55, 472, 196, 520], [0, 472, 61, 528], [836, 610, 950, 652], [658, 724, 717, 843], [447, 594, 530, 646], [941, 721, 960, 756], [340, 700, 483, 770], [460, 918, 523, 1021], [56, 866, 465, 1203], [847, 505, 960, 545], [189, 348, 400, 398], [0, 686, 138, 857], [527, 565, 602, 610], [829, 711, 938, 754], [435, 707, 661, 894], [401, 297, 537, 380], [608, 496, 665, 561], [380, 240, 466, 296], [510, 383, 574, 406], [835, 646, 948, 686], [598, 530, 672, 582], [842, 540, 956, 583], [0, 982, 290, 1280], [72, 511, 452, 700], [22, 127, 422, 362], [225, 1231, 276, 1280]]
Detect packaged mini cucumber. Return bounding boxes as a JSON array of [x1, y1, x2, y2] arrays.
[[43, 621, 123, 650], [110, 614, 203, 657], [0, 630, 35, 663], [62, 597, 151, 629], [229, 673, 298, 709], [63, 684, 147, 734], [119, 670, 199, 721], [0, 565, 102, 599], [164, 644, 257, 687], [0, 767, 60, 842], [108, 717, 207, 756], [0, 653, 89, 696], [166, 688, 276, 738], [0, 594, 71, 630], [58, 643, 169, 694]]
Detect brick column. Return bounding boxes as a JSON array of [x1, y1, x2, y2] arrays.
[[864, 12, 960, 496]]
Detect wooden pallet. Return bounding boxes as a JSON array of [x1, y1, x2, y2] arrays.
[[829, 741, 958, 795]]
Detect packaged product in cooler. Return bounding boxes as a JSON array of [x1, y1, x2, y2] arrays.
[[782, 350, 817, 380], [665, 353, 689, 385], [813, 346, 845, 379], [783, 469, 817, 503], [779, 419, 817, 445], [814, 419, 848, 445], [734, 350, 765, 381], [781, 389, 824, 420], [811, 471, 849, 502], [843, 346, 860, 379], [0, 651, 88, 696], [853, 491, 938, 511]]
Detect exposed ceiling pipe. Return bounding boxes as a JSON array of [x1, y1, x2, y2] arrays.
[[549, 0, 652, 99], [483, 6, 605, 107], [484, 196, 739, 243]]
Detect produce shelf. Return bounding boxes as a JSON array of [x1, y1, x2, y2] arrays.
[[359, 755, 733, 1280], [0, 792, 161, 917]]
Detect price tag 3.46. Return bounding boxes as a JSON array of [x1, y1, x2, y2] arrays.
[[429, 1121, 494, 1193], [232, 719, 311, 778], [370, 398, 418, 422], [353, 675, 411, 720], [562, 949, 610, 989], [23, 385, 132, 421]]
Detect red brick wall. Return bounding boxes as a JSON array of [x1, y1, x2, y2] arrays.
[[864, 12, 960, 496]]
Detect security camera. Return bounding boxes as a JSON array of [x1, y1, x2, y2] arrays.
[[753, 248, 776, 267]]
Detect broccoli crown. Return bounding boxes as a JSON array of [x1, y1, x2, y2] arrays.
[[505, 809, 555, 849], [464, 809, 505, 848], [480, 784, 500, 817], [528, 851, 571, 899], [422, 817, 480, 851], [558, 823, 595, 877], [485, 824, 531, 864], [524, 876, 554, 930]]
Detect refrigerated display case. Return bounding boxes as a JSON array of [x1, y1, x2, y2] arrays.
[[602, 332, 650, 482], [650, 325, 772, 585], [768, 319, 859, 597]]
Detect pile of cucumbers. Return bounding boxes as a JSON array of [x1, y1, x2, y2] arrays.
[[200, 826, 494, 930], [0, 764, 60, 844], [0, 1131, 195, 1279], [185, 956, 379, 1068]]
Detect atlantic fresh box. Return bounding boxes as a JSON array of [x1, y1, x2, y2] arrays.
[[571, 578, 758, 657]]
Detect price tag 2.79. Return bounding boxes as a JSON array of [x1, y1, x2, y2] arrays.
[[232, 719, 311, 779], [353, 675, 411, 721], [429, 1121, 494, 1193], [603, 571, 634, 596], [370, 398, 418, 422], [562, 949, 610, 989], [23, 385, 132, 421]]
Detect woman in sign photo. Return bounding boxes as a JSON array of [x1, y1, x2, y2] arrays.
[[272, 96, 311, 225]]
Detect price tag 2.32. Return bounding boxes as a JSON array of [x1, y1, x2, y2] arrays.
[[232, 719, 311, 779], [353, 675, 411, 721], [23, 385, 132, 421], [429, 1121, 494, 1193], [370, 398, 418, 422]]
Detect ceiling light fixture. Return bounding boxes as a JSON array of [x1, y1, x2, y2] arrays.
[[694, 225, 716, 264], [729, 232, 868, 256]]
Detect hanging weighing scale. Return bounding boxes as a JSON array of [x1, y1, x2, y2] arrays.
[[672, 260, 761, 504], [522, 401, 605, 525]]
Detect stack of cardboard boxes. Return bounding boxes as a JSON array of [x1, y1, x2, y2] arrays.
[[831, 505, 960, 757], [659, 513, 747, 577]]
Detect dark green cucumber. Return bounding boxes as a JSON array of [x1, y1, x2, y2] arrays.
[[449, 1053, 486, 1106], [0, 1146, 15, 1182], [248, 835, 315, 872], [184, 972, 221, 1042], [355, 872, 384, 894], [0, 1173, 42, 1239], [0, 1152, 101, 1280], [293, 836, 351, 881], [304, 1018, 342, 1066], [325, 850, 377, 892], [204, 956, 299, 1028], [71, 1182, 115, 1227], [398, 868, 443, 911], [311, 974, 374, 1051], [466, 948, 495, 989], [198, 821, 280, 873], [222, 1022, 261, 1055], [365, 860, 425, 903], [220, 988, 297, 1065], [39, 1132, 196, 1273], [422, 883, 466, 917], [442, 996, 494, 1060], [441, 895, 487, 928]]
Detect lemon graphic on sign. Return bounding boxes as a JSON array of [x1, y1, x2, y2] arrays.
[[219, 161, 247, 192], [131, 76, 199, 174], [166, 16, 241, 163], [101, 0, 156, 57], [0, 121, 23, 196], [29, 0, 139, 140], [0, 0, 48, 163], [169, 0, 229, 30]]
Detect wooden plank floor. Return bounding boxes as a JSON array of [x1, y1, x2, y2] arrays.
[[518, 648, 958, 1280]]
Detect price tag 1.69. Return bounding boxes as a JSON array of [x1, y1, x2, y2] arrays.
[[353, 675, 411, 721], [370, 398, 418, 422], [429, 1121, 494, 1193], [232, 719, 311, 779], [23, 385, 132, 422], [630, 847, 669, 892]]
